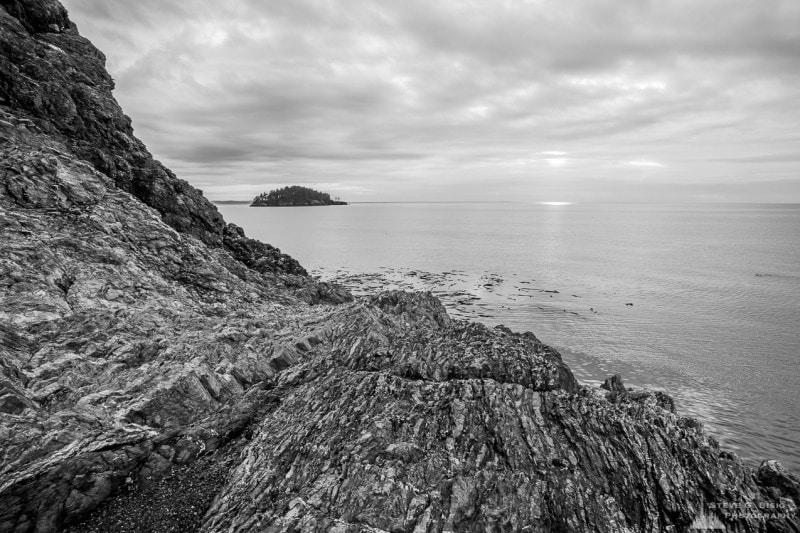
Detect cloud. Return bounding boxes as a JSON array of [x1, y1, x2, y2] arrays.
[[59, 0, 800, 201], [628, 160, 664, 168], [546, 158, 569, 168]]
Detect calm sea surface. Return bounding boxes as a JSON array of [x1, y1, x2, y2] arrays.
[[218, 202, 800, 473]]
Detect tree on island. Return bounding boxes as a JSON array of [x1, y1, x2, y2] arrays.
[[251, 185, 348, 206]]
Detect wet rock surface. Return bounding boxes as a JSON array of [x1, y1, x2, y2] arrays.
[[1, 2, 799, 532]]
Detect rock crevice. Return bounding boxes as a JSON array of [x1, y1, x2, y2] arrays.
[[0, 2, 798, 532]]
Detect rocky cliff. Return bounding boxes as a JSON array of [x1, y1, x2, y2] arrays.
[[0, 0, 319, 279], [1, 2, 798, 532]]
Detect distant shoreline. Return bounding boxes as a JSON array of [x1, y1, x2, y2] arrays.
[[212, 200, 800, 206]]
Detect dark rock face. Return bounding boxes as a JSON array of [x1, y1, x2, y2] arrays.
[[0, 0, 304, 276], [223, 223, 307, 277], [0, 0, 68, 34], [0, 2, 799, 532]]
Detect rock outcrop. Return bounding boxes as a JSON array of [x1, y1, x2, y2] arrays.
[[1, 2, 798, 532], [0, 0, 308, 276]]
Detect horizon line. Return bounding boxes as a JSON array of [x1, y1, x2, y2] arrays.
[[211, 200, 800, 206]]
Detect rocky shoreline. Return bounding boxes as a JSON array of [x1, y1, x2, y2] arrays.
[[1, 1, 799, 532], [311, 267, 582, 323]]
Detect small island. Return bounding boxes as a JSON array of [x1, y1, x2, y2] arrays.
[[251, 185, 348, 207]]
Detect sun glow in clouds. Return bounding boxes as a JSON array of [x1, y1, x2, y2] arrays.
[[539, 201, 573, 206], [628, 160, 664, 167], [569, 76, 666, 93], [539, 151, 569, 168], [198, 23, 229, 47], [545, 158, 569, 167], [60, 0, 800, 203]]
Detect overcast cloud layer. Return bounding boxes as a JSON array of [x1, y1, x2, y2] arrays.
[[61, 0, 800, 202]]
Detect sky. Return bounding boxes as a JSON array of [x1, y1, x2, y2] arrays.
[[60, 0, 800, 203]]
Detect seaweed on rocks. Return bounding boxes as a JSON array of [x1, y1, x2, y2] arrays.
[[0, 2, 798, 532]]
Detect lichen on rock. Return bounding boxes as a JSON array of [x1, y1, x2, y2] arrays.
[[1, 2, 798, 532]]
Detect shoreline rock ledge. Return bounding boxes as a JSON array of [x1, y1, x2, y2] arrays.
[[0, 1, 798, 532]]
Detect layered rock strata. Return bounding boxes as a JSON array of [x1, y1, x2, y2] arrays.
[[1, 1, 799, 532]]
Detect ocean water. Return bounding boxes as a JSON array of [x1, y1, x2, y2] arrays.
[[217, 202, 800, 473]]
